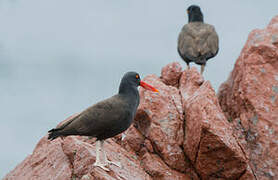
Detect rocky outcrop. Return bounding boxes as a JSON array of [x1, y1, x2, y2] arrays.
[[4, 65, 249, 180], [4, 15, 278, 180], [183, 77, 247, 179], [218, 15, 278, 180], [161, 62, 182, 87]]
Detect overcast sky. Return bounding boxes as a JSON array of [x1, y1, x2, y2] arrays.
[[0, 0, 277, 177]]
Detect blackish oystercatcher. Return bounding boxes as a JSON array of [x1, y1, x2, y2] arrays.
[[178, 5, 219, 74], [48, 71, 158, 171]]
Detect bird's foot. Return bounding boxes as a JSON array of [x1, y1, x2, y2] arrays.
[[121, 133, 126, 141], [106, 160, 121, 168], [93, 162, 110, 171], [103, 151, 121, 168], [88, 136, 93, 140]]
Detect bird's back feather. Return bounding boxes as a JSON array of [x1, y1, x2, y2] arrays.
[[178, 22, 219, 64], [48, 94, 136, 141]]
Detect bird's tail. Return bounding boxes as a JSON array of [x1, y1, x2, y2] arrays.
[[195, 56, 206, 65], [48, 128, 63, 140], [48, 113, 80, 140]]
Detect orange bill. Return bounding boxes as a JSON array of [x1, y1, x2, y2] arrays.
[[140, 81, 159, 93]]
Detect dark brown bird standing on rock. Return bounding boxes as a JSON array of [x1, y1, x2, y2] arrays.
[[48, 72, 158, 171], [178, 5, 219, 74]]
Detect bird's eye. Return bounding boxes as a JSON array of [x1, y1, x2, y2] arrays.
[[135, 75, 139, 79]]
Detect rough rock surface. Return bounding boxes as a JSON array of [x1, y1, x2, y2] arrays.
[[184, 80, 248, 179], [218, 15, 278, 180], [4, 16, 278, 180], [4, 66, 251, 180], [137, 74, 186, 172], [4, 137, 72, 180], [179, 68, 204, 107], [161, 61, 182, 87]]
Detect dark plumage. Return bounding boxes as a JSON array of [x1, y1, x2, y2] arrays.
[[178, 5, 219, 74], [48, 71, 158, 171]]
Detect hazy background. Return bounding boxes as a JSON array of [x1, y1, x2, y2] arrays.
[[0, 0, 277, 177]]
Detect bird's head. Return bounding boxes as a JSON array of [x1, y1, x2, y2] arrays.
[[119, 72, 159, 94], [187, 5, 204, 23]]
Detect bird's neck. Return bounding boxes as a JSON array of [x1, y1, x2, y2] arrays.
[[118, 85, 140, 110], [189, 13, 204, 23], [119, 84, 139, 100]]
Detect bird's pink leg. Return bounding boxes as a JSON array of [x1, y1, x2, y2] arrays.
[[201, 64, 205, 74], [93, 140, 109, 171], [102, 141, 121, 168]]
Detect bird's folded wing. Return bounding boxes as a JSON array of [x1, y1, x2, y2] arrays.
[[64, 96, 128, 135], [206, 25, 219, 56], [178, 24, 199, 58]]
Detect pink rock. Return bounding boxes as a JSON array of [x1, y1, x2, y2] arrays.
[[4, 137, 72, 180], [4, 135, 152, 180], [268, 15, 278, 27], [161, 62, 183, 87], [141, 152, 194, 180], [239, 165, 256, 180], [137, 74, 188, 172], [218, 15, 278, 180], [144, 139, 154, 153], [183, 81, 248, 179], [179, 67, 204, 107], [63, 137, 151, 179], [115, 125, 145, 153]]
